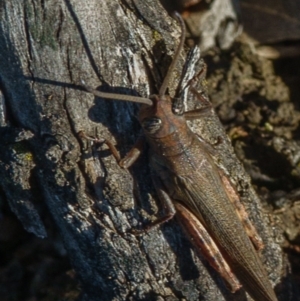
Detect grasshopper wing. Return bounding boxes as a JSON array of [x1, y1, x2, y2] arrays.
[[150, 142, 277, 301]]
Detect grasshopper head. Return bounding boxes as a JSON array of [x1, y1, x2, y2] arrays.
[[138, 94, 186, 139]]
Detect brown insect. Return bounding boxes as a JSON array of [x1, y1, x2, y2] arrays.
[[81, 12, 278, 301]]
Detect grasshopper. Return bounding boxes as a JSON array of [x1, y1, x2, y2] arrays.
[[82, 12, 278, 301]]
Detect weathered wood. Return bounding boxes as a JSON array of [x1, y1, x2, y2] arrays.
[[0, 1, 288, 300]]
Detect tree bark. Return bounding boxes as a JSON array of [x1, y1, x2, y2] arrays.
[[0, 1, 289, 300]]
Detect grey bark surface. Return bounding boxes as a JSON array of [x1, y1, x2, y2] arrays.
[[0, 1, 289, 300]]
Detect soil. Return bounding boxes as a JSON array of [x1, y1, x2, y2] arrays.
[[205, 39, 300, 284]]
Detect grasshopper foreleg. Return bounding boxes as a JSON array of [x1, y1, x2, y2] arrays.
[[118, 135, 145, 168], [79, 131, 145, 168], [183, 88, 212, 120], [182, 64, 213, 120], [175, 202, 242, 293]]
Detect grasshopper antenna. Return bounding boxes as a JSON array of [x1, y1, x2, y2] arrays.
[[81, 80, 153, 106], [159, 12, 186, 97]]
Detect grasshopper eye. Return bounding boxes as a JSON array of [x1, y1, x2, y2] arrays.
[[142, 117, 162, 134]]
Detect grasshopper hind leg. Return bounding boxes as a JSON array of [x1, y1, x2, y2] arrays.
[[175, 202, 242, 293], [220, 173, 264, 251]]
